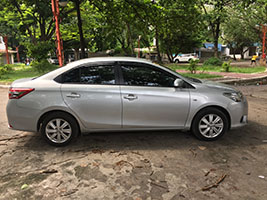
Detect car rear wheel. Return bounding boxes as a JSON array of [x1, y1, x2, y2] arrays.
[[41, 112, 78, 146], [174, 59, 179, 63], [191, 108, 228, 141]]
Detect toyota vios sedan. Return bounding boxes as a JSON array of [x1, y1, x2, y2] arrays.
[[6, 57, 248, 146]]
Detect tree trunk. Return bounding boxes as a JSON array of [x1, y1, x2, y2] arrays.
[[213, 19, 220, 58], [233, 49, 236, 60], [39, 18, 46, 41], [155, 26, 162, 63], [126, 23, 134, 56], [74, 0, 86, 59], [240, 48, 244, 60], [166, 49, 174, 63], [74, 48, 80, 60]]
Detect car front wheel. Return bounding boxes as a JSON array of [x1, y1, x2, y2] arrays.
[[41, 112, 78, 146], [191, 108, 229, 141]]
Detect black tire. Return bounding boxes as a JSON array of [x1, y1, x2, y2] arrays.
[[174, 59, 179, 63], [191, 108, 229, 141], [41, 112, 79, 146]]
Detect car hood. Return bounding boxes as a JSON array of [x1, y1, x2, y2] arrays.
[[200, 80, 237, 92]]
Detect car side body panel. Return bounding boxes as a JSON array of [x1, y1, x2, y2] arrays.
[[121, 86, 190, 128]]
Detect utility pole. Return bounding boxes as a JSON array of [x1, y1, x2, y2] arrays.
[[3, 36, 10, 64], [51, 0, 64, 66]]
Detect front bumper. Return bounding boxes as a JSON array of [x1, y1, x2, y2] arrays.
[[227, 97, 248, 129]]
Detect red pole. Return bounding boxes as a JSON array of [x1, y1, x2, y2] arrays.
[[3, 36, 10, 64], [16, 46, 20, 63], [262, 25, 266, 59], [51, 0, 63, 67]]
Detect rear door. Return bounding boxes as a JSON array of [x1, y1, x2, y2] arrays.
[[119, 62, 190, 129], [60, 62, 122, 129]]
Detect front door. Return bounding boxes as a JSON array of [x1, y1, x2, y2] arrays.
[[119, 63, 190, 128]]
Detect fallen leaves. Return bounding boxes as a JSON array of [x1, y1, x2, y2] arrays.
[[115, 160, 133, 168], [202, 174, 227, 191], [41, 169, 58, 174], [198, 146, 207, 151], [21, 184, 29, 190]]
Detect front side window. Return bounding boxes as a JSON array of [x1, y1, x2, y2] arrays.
[[62, 65, 116, 85], [121, 64, 176, 87]]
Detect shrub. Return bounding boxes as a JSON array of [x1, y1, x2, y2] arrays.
[[31, 59, 57, 73], [188, 59, 199, 74], [203, 57, 223, 66], [25, 41, 54, 62], [222, 61, 231, 72], [0, 64, 14, 77]]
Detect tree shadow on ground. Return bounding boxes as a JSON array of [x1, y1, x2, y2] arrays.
[[21, 120, 267, 153]]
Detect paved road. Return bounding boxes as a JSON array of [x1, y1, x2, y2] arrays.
[[0, 86, 267, 200]]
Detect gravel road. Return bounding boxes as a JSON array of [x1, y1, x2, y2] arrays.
[[0, 85, 267, 200]]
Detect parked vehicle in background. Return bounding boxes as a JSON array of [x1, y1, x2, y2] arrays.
[[174, 53, 199, 63], [48, 57, 59, 65], [6, 57, 248, 146]]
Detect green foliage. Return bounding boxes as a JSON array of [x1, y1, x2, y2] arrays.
[[222, 61, 231, 72], [188, 59, 199, 74], [0, 64, 14, 77], [26, 41, 54, 62], [31, 59, 57, 73], [157, 0, 203, 62], [203, 57, 223, 66]]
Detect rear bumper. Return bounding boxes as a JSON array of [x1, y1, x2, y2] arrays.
[[6, 100, 39, 132]]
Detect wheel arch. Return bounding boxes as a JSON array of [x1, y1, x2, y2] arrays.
[[37, 110, 81, 135], [191, 105, 231, 130]]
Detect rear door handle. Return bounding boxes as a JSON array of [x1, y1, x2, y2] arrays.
[[66, 92, 80, 98], [123, 94, 138, 101]]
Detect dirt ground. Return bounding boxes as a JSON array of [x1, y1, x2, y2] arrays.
[[0, 85, 267, 200]]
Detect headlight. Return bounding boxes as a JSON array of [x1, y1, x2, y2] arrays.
[[223, 91, 243, 102]]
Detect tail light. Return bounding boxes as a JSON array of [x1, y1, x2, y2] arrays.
[[9, 88, 35, 99]]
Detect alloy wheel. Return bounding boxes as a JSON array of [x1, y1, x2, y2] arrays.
[[45, 118, 72, 144], [198, 114, 224, 138]]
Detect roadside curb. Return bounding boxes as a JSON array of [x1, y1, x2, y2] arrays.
[[217, 74, 267, 85], [0, 84, 10, 88]]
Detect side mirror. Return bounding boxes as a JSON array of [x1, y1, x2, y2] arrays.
[[174, 78, 184, 88]]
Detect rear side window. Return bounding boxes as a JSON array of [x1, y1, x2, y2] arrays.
[[63, 68, 80, 83], [121, 64, 176, 87], [62, 65, 116, 85]]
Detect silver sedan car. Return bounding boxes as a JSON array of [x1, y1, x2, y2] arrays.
[[6, 57, 248, 146]]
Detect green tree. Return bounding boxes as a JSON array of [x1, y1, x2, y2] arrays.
[[200, 0, 237, 57], [157, 0, 203, 62], [222, 13, 257, 59]]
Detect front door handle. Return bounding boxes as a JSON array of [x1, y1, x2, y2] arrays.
[[123, 94, 138, 101], [66, 92, 80, 98]]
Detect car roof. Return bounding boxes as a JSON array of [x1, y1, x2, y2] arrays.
[[39, 57, 154, 80], [67, 56, 152, 66]]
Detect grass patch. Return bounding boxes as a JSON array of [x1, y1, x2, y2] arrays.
[[0, 65, 50, 83], [229, 66, 266, 73], [180, 73, 222, 79], [166, 64, 266, 73]]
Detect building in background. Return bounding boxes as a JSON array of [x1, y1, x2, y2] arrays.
[[0, 36, 17, 64]]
